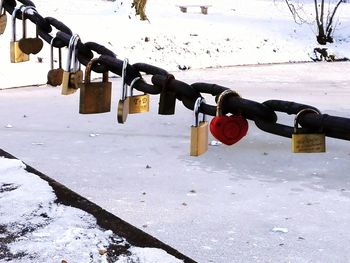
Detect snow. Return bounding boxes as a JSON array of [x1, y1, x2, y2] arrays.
[[271, 227, 289, 234], [209, 140, 222, 146], [0, 157, 183, 263], [0, 0, 350, 262], [1, 0, 350, 88], [118, 248, 184, 263]]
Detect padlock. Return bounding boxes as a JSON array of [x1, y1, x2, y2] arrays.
[[10, 6, 29, 63], [117, 59, 130, 124], [209, 89, 248, 145], [47, 37, 63, 86], [292, 108, 326, 153], [0, 0, 7, 35], [129, 77, 150, 114], [18, 6, 43, 55], [158, 74, 176, 115], [190, 97, 208, 156], [79, 58, 112, 114], [61, 34, 83, 95]]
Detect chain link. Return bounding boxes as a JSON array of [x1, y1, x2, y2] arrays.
[[1, 0, 350, 141], [38, 17, 72, 48]]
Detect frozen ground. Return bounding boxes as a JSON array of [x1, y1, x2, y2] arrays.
[[0, 62, 350, 262]]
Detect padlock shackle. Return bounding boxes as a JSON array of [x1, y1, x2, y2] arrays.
[[84, 58, 109, 84], [71, 37, 80, 71], [50, 37, 62, 70], [216, 89, 240, 116], [0, 0, 7, 16], [194, 97, 206, 127], [21, 6, 36, 39], [65, 34, 80, 72], [50, 38, 54, 69], [121, 58, 129, 100], [130, 77, 142, 97], [11, 6, 23, 42], [294, 108, 322, 133]]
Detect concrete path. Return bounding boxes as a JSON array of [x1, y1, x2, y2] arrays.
[[1, 62, 350, 263]]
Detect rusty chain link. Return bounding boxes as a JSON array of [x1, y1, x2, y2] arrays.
[[1, 0, 350, 142]]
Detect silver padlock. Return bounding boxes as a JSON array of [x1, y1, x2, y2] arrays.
[[61, 34, 83, 95], [117, 59, 130, 123]]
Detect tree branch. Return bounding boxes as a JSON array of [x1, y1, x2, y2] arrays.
[[326, 0, 343, 34], [284, 0, 307, 25], [314, 0, 321, 28], [320, 0, 325, 26]]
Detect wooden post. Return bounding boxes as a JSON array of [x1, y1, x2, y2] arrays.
[[180, 6, 187, 13], [200, 6, 208, 15]]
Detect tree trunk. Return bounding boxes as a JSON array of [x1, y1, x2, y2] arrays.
[[132, 0, 148, 21], [314, 0, 327, 45]]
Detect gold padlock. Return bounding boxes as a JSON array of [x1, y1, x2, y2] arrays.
[[61, 34, 83, 95], [79, 58, 112, 114], [292, 108, 326, 153], [10, 6, 29, 63], [117, 59, 130, 124], [47, 37, 63, 86], [18, 6, 43, 55], [129, 77, 150, 114], [0, 0, 7, 35], [190, 97, 208, 156]]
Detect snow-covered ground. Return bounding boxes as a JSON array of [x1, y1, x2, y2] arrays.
[[1, 0, 350, 262], [0, 157, 184, 263], [0, 0, 350, 88]]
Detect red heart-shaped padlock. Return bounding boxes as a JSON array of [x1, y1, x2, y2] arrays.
[[210, 115, 248, 145]]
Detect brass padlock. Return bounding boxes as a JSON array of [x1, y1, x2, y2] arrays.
[[117, 59, 130, 124], [18, 6, 43, 55], [129, 77, 150, 114], [158, 74, 176, 115], [190, 97, 208, 156], [47, 37, 63, 86], [61, 34, 83, 95], [79, 58, 112, 114], [10, 6, 29, 63], [0, 0, 7, 35], [292, 108, 326, 153]]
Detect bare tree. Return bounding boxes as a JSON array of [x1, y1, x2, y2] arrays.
[[315, 0, 343, 44], [283, 0, 308, 24], [283, 0, 344, 45]]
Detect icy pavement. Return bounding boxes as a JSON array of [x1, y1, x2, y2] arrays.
[[0, 62, 350, 262]]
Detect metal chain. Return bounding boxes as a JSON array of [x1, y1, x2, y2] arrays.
[[2, 0, 350, 142]]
